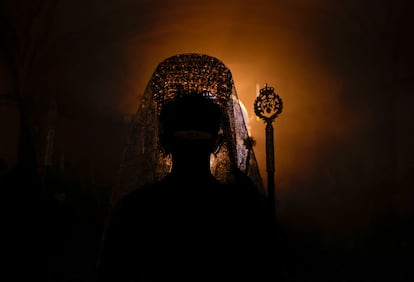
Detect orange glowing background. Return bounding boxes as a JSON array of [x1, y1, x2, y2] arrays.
[[1, 0, 413, 237], [116, 0, 378, 232], [120, 2, 351, 177]]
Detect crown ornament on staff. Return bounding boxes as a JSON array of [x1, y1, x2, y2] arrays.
[[254, 84, 283, 124]]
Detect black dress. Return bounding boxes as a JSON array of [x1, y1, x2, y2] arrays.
[[97, 173, 277, 282]]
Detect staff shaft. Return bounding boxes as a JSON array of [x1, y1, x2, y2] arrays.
[[265, 122, 276, 215]]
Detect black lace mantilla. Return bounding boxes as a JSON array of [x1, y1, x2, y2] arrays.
[[113, 54, 264, 205]]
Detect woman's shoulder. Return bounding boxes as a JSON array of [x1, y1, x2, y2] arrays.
[[114, 181, 167, 211]]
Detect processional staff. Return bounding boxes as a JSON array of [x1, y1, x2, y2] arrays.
[[254, 84, 283, 216]]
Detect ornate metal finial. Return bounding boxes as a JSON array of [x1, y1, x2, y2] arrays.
[[150, 53, 234, 115], [253, 83, 283, 217], [254, 84, 283, 124]]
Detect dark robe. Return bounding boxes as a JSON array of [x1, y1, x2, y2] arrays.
[[97, 173, 277, 282]]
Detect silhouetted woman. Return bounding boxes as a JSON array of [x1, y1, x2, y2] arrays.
[[96, 54, 277, 282]]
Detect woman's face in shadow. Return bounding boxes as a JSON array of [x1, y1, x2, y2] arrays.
[[167, 129, 218, 159], [159, 94, 222, 159]]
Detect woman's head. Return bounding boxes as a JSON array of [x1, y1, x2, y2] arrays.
[[159, 93, 223, 155]]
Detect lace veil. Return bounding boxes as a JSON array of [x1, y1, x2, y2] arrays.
[[112, 53, 264, 205]]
